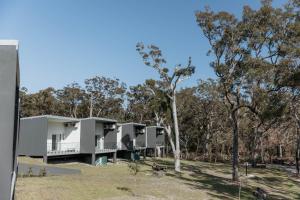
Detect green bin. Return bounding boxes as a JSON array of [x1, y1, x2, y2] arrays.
[[131, 152, 140, 161], [95, 156, 108, 166]]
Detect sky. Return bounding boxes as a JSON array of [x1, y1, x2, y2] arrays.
[[0, 0, 287, 93]]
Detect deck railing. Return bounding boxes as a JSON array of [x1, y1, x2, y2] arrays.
[[156, 142, 165, 147], [47, 142, 80, 155], [95, 142, 117, 153], [134, 141, 146, 150]]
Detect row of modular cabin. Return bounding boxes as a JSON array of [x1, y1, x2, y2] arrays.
[[18, 115, 166, 165]]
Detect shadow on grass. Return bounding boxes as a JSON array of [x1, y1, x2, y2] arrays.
[[143, 159, 246, 199], [145, 158, 298, 200], [116, 186, 135, 196]]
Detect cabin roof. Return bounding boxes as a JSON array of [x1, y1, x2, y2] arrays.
[[21, 115, 79, 123], [83, 117, 117, 123]]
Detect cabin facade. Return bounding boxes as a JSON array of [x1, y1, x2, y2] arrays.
[[117, 123, 147, 160], [146, 126, 166, 157], [19, 115, 81, 163], [80, 117, 118, 164], [117, 123, 147, 151]]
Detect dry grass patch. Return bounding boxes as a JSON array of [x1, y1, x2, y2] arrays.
[[15, 157, 300, 200]]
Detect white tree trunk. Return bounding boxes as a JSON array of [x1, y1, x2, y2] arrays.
[[156, 147, 161, 157], [171, 94, 181, 172], [279, 144, 283, 158], [231, 109, 239, 181], [165, 125, 176, 156], [89, 94, 93, 117]]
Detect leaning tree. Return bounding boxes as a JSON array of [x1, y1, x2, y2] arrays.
[[136, 43, 195, 172]]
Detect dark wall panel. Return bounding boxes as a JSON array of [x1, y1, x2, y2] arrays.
[[146, 127, 156, 148], [121, 124, 134, 150], [0, 44, 19, 200], [18, 117, 47, 156], [104, 126, 117, 149], [135, 126, 146, 148], [80, 119, 95, 153], [156, 127, 165, 147]]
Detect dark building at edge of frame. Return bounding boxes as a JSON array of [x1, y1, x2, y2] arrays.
[[0, 40, 20, 200]]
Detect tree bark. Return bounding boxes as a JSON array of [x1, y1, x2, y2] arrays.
[[196, 137, 201, 157], [231, 109, 239, 181], [89, 94, 93, 117], [260, 137, 265, 163], [156, 146, 161, 157], [251, 127, 259, 167], [73, 104, 78, 118], [171, 94, 181, 172], [165, 125, 176, 157], [279, 144, 283, 158], [296, 126, 300, 175], [205, 132, 210, 158], [293, 111, 300, 175]]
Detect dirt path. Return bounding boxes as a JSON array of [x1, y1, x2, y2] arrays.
[[18, 163, 81, 175]]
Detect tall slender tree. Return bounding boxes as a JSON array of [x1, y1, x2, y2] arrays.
[[137, 43, 195, 172]]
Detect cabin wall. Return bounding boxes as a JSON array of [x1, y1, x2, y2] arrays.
[[135, 126, 146, 148], [47, 121, 80, 152], [0, 43, 19, 199], [80, 119, 95, 154], [146, 127, 156, 148], [104, 126, 117, 149], [120, 124, 134, 150], [156, 128, 165, 147], [19, 117, 47, 156]]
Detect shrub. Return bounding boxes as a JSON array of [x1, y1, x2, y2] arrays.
[[27, 167, 33, 177], [39, 167, 47, 177], [128, 161, 140, 175]]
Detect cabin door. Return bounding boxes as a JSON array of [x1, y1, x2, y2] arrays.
[[52, 134, 62, 151]]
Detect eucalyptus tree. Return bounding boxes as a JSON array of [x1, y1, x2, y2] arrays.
[[127, 83, 151, 123], [267, 0, 300, 174], [19, 87, 37, 117], [31, 87, 59, 116], [195, 0, 297, 180], [56, 82, 85, 118], [286, 87, 300, 174], [84, 76, 127, 119], [196, 8, 247, 180], [136, 43, 195, 172], [196, 79, 229, 161], [177, 87, 199, 159], [126, 80, 164, 124]]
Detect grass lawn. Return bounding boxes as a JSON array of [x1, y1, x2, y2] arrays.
[[16, 157, 300, 200]]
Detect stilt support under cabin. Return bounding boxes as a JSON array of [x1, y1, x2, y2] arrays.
[[43, 155, 48, 164], [91, 153, 96, 165], [143, 149, 146, 160], [113, 152, 117, 163]]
